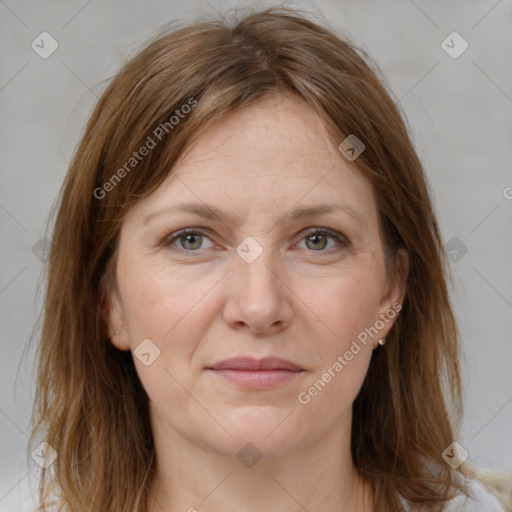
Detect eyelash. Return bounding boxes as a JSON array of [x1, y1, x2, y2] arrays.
[[162, 227, 349, 255]]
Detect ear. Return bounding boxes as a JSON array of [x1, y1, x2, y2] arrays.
[[100, 279, 130, 351], [377, 248, 409, 337]]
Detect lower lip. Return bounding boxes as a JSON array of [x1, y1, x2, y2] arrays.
[[208, 369, 304, 389]]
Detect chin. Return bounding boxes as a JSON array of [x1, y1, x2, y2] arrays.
[[202, 411, 307, 460]]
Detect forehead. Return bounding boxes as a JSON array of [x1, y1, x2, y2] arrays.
[[177, 94, 338, 179], [129, 94, 378, 229]]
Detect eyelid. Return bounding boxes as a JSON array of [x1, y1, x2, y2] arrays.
[[162, 226, 350, 252]]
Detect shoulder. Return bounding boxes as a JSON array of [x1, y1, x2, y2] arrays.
[[399, 477, 507, 511]]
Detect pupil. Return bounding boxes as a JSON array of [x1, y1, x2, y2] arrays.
[[184, 234, 200, 249], [309, 234, 326, 250]]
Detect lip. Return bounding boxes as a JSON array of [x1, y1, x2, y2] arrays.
[[208, 357, 303, 371], [206, 357, 305, 390]]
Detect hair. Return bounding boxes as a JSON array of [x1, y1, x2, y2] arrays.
[[29, 5, 474, 511]]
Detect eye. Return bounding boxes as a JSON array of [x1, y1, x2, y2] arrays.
[[162, 227, 349, 254], [298, 228, 349, 252], [163, 229, 215, 252]]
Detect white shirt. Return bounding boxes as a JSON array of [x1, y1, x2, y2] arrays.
[[400, 477, 507, 511]]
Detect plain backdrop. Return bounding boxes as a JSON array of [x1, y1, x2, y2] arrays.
[[1, 0, 511, 510]]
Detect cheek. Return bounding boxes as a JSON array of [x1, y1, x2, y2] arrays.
[[113, 259, 212, 412], [295, 348, 372, 438], [292, 272, 381, 414], [302, 269, 384, 345], [118, 254, 215, 342], [116, 252, 231, 387]]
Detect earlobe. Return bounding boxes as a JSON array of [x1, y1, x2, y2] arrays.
[[101, 289, 131, 351], [378, 248, 409, 325], [109, 327, 130, 351], [374, 249, 409, 349]]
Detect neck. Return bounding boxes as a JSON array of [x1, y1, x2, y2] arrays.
[[145, 408, 373, 512]]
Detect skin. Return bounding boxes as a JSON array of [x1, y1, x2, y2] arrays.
[[104, 94, 408, 512]]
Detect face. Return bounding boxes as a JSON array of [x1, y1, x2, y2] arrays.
[[104, 94, 407, 460]]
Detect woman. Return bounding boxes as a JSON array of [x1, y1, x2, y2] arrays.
[[29, 6, 506, 512]]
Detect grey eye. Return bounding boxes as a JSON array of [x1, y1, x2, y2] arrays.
[[305, 233, 329, 250], [179, 233, 204, 250]]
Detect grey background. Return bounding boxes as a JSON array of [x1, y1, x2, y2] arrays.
[[1, 0, 511, 510]]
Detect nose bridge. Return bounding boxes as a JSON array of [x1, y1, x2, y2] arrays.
[[228, 234, 290, 330], [236, 235, 281, 300]]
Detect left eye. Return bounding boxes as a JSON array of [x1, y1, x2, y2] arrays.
[[163, 228, 348, 253], [299, 229, 348, 251]]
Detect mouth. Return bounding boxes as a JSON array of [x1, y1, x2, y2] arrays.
[[206, 357, 305, 390]]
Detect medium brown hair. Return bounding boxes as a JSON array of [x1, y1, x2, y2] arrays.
[[30, 6, 472, 511]]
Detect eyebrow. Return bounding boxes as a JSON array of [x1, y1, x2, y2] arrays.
[[143, 202, 367, 230]]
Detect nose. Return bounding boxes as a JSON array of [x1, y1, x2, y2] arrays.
[[222, 243, 293, 334]]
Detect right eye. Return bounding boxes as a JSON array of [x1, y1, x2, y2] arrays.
[[162, 229, 215, 252]]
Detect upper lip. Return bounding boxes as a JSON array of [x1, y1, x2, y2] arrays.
[[207, 357, 303, 371]]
